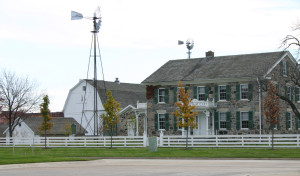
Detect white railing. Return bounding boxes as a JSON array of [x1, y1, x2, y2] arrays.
[[190, 98, 216, 109], [0, 136, 146, 148], [159, 134, 300, 148], [137, 102, 147, 109]]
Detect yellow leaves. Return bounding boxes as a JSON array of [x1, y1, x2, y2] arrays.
[[172, 81, 198, 129], [263, 82, 280, 125], [101, 90, 121, 130]]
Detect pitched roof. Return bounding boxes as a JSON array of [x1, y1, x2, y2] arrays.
[[20, 116, 87, 135], [86, 80, 146, 109], [142, 51, 291, 84]]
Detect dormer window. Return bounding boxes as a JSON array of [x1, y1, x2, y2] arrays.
[[158, 88, 165, 103], [283, 61, 287, 75], [240, 84, 249, 100], [197, 87, 205, 101]]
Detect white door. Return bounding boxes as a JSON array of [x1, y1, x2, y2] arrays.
[[127, 120, 135, 136], [199, 115, 207, 135]]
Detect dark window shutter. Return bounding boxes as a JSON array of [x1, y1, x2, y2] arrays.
[[248, 84, 253, 100], [286, 62, 289, 75], [226, 112, 231, 130], [173, 87, 177, 103], [286, 112, 290, 130], [236, 111, 240, 130], [165, 88, 169, 103], [236, 84, 240, 100], [193, 86, 197, 99], [154, 114, 158, 130], [285, 86, 288, 99], [226, 85, 231, 101], [214, 85, 219, 102], [165, 113, 169, 130], [291, 87, 294, 102], [205, 86, 209, 100], [214, 111, 219, 130], [249, 111, 254, 130], [296, 87, 299, 102], [277, 117, 281, 130], [174, 115, 177, 131], [185, 87, 189, 94], [280, 61, 283, 75], [154, 89, 158, 104]]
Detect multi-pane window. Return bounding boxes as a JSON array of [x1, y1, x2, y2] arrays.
[[219, 112, 227, 129], [296, 87, 300, 102], [158, 114, 165, 130], [158, 88, 165, 103], [287, 86, 292, 101], [241, 84, 249, 100], [283, 61, 287, 75], [219, 86, 226, 100], [241, 112, 249, 129], [198, 87, 205, 101]]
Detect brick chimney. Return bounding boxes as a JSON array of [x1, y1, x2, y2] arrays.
[[205, 51, 214, 58]]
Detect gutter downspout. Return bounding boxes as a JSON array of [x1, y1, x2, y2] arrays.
[[257, 77, 262, 136]]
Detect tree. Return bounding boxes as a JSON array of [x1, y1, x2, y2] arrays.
[[172, 81, 198, 149], [101, 90, 121, 149], [263, 82, 280, 150], [0, 70, 42, 137], [39, 95, 53, 148]]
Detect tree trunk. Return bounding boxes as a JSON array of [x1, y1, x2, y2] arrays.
[[110, 126, 113, 149], [186, 127, 188, 149], [271, 128, 274, 150], [44, 128, 47, 148]]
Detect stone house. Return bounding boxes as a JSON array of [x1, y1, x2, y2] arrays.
[[142, 51, 300, 136], [63, 79, 147, 136]]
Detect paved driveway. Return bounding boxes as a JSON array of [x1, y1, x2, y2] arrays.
[[0, 159, 299, 176]]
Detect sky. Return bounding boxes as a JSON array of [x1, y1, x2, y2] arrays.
[[0, 0, 300, 112]]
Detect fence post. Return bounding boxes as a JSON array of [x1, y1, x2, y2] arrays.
[[268, 136, 271, 147], [143, 133, 147, 147], [104, 137, 106, 147], [297, 135, 300, 147], [216, 135, 218, 147], [242, 136, 244, 147], [191, 136, 194, 147], [159, 130, 163, 147], [124, 137, 127, 147], [84, 137, 86, 147]]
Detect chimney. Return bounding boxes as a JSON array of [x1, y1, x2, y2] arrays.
[[205, 51, 214, 58], [115, 77, 120, 84]]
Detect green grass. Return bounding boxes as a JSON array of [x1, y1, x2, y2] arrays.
[[0, 147, 299, 165]]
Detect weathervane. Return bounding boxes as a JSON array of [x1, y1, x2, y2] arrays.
[[71, 8, 102, 136], [178, 38, 194, 59]]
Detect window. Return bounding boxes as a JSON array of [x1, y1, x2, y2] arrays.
[[298, 117, 300, 130], [219, 112, 227, 129], [296, 87, 300, 102], [198, 87, 205, 101], [158, 88, 165, 103], [158, 114, 165, 130], [241, 112, 249, 129], [287, 86, 292, 101], [82, 86, 86, 91], [219, 86, 226, 101], [282, 61, 287, 75], [241, 84, 249, 100]]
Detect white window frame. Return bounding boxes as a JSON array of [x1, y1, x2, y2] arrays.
[[219, 112, 227, 130], [158, 113, 165, 130], [287, 86, 292, 101], [158, 88, 165, 103], [219, 85, 227, 101], [240, 111, 249, 130], [197, 86, 205, 101], [240, 84, 249, 100], [287, 112, 292, 130], [283, 61, 287, 76]]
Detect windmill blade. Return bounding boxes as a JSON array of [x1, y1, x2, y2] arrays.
[[96, 18, 102, 31], [178, 40, 184, 45], [71, 11, 83, 20]]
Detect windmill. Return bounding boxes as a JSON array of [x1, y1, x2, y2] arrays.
[[71, 8, 104, 136], [178, 38, 194, 59]]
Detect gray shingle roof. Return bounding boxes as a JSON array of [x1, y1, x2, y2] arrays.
[[142, 51, 288, 84], [86, 80, 146, 108], [22, 116, 87, 135]]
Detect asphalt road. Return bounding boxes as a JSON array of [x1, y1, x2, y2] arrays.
[[0, 159, 300, 176]]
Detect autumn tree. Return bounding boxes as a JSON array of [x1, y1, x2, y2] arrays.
[[172, 81, 198, 149], [101, 90, 121, 149], [39, 95, 53, 148], [263, 82, 280, 149], [0, 70, 42, 137]]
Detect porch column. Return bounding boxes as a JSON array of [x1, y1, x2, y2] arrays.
[[135, 112, 139, 136], [205, 111, 210, 135]]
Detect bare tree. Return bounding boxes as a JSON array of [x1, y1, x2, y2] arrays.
[[0, 70, 42, 137], [282, 22, 300, 57]]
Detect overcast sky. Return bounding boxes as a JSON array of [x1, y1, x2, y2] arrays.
[[0, 0, 300, 111]]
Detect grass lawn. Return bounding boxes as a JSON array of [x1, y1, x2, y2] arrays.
[[0, 147, 299, 165]]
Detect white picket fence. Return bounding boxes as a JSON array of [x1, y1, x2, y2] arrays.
[[159, 134, 300, 148], [0, 136, 146, 148], [0, 134, 299, 148]]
